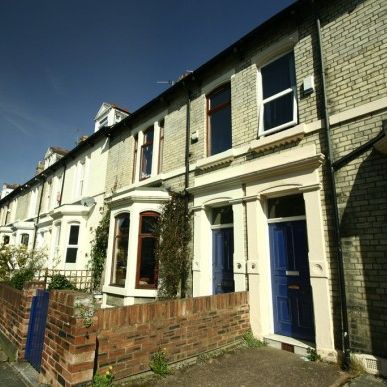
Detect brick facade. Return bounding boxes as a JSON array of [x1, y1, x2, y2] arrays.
[[0, 0, 386, 369]]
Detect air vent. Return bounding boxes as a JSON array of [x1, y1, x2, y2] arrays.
[[365, 357, 378, 372], [281, 343, 294, 353]]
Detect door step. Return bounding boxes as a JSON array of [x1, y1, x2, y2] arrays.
[[264, 334, 314, 357]]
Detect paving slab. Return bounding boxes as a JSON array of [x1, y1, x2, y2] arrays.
[[123, 346, 349, 387], [9, 361, 48, 387], [345, 374, 387, 387], [0, 362, 27, 387]]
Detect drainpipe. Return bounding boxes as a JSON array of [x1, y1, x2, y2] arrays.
[[184, 87, 191, 208], [59, 163, 67, 206], [183, 83, 192, 298], [315, 17, 350, 369], [32, 176, 46, 250], [242, 183, 249, 291]]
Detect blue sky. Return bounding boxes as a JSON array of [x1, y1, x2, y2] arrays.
[[0, 0, 294, 188]]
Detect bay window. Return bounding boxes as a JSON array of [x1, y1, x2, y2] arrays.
[[65, 224, 80, 263], [136, 212, 159, 288], [110, 213, 130, 286]]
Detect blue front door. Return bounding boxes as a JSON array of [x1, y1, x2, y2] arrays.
[[269, 220, 315, 341], [212, 228, 234, 294]]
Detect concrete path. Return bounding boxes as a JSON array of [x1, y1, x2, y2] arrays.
[[344, 374, 387, 387], [0, 361, 27, 387], [125, 346, 350, 387], [0, 346, 44, 387]]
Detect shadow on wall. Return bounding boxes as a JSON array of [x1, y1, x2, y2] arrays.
[[340, 149, 387, 358]]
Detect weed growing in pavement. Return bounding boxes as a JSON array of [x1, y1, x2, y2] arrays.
[[349, 355, 366, 375], [306, 347, 322, 362], [93, 366, 114, 386], [149, 348, 170, 376], [242, 331, 266, 348]]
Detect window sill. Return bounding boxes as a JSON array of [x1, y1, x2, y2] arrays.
[[250, 124, 305, 153], [195, 148, 235, 171], [135, 284, 157, 290]]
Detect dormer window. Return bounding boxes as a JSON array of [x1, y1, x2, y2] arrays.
[[94, 103, 129, 132], [99, 117, 108, 128]]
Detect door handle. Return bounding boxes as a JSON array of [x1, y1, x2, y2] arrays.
[[286, 271, 299, 276]]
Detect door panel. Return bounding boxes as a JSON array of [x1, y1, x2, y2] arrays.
[[212, 228, 234, 294], [269, 220, 315, 341]]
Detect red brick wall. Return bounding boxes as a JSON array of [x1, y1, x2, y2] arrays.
[[39, 291, 249, 386], [40, 291, 98, 387], [0, 281, 44, 359], [96, 291, 250, 381]]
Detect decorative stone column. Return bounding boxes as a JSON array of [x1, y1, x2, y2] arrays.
[[302, 186, 336, 360]]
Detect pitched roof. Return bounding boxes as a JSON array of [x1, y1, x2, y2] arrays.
[[49, 146, 69, 156], [3, 183, 19, 189]]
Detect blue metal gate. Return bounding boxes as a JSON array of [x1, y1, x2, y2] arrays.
[[25, 289, 50, 371]]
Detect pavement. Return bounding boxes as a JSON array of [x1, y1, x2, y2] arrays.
[[0, 341, 385, 387], [344, 374, 387, 387], [0, 346, 45, 387], [124, 346, 387, 387]]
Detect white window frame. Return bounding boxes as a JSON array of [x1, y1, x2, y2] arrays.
[[54, 222, 61, 257], [28, 187, 38, 218], [99, 116, 108, 128], [65, 223, 80, 264], [47, 179, 55, 211], [74, 160, 86, 199], [133, 121, 161, 183], [258, 51, 298, 137]]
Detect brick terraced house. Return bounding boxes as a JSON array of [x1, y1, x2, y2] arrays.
[[0, 0, 386, 375]]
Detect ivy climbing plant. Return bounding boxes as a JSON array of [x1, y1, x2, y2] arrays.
[[89, 209, 111, 290], [155, 192, 191, 299]]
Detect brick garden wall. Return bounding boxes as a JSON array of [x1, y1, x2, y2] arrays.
[[0, 281, 44, 359], [38, 291, 249, 386], [95, 291, 250, 381], [40, 291, 98, 387]]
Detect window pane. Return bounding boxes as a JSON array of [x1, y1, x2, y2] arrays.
[[21, 234, 29, 246], [141, 144, 153, 178], [111, 214, 129, 286], [212, 206, 233, 225], [268, 194, 305, 218], [141, 215, 158, 234], [144, 127, 154, 143], [263, 92, 294, 131], [209, 87, 231, 109], [117, 215, 129, 235], [262, 52, 294, 99], [138, 237, 156, 285], [210, 105, 232, 155], [68, 225, 80, 245], [66, 247, 78, 263], [3, 236, 10, 245]]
